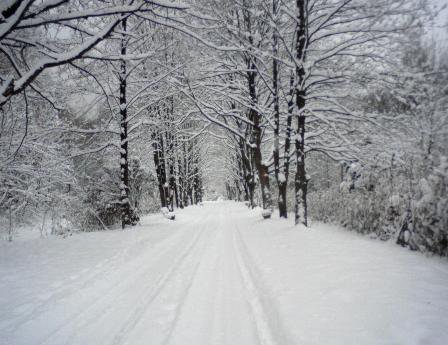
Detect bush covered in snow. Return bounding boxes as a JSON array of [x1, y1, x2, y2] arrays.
[[411, 158, 448, 255], [309, 156, 448, 256]]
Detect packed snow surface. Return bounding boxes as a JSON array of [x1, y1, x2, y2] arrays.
[[1, 202, 447, 345]]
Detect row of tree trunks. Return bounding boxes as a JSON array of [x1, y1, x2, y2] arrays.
[[227, 0, 308, 223], [151, 119, 203, 216], [226, 139, 250, 204], [270, 0, 296, 219]]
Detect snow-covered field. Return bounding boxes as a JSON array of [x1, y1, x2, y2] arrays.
[[1, 201, 447, 345]]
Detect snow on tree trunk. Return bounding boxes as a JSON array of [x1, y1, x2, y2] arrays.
[[294, 115, 308, 226], [279, 79, 295, 219], [272, 0, 284, 218], [119, 17, 138, 229], [271, 0, 289, 218], [152, 131, 168, 209], [293, 0, 308, 227], [240, 138, 256, 208], [248, 62, 273, 217]]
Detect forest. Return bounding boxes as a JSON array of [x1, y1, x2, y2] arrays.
[[0, 0, 447, 253], [1, 1, 448, 344]]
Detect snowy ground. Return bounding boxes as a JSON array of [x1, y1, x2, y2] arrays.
[[1, 201, 447, 345]]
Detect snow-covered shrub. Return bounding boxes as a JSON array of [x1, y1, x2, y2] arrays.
[[69, 156, 158, 231], [410, 157, 448, 255], [309, 186, 387, 238], [309, 154, 448, 256], [0, 118, 78, 237]]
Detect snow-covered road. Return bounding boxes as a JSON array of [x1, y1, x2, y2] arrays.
[[1, 202, 448, 345]]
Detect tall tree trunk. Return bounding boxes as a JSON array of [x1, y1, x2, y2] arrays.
[[294, 114, 308, 226], [152, 131, 168, 208], [253, 121, 272, 214], [193, 171, 200, 204], [294, 0, 308, 226], [240, 5, 272, 215], [165, 105, 177, 212], [119, 17, 137, 229], [177, 151, 184, 209], [248, 64, 272, 217], [271, 0, 288, 218], [237, 152, 249, 202], [182, 140, 189, 207], [173, 166, 180, 208], [239, 137, 255, 207], [168, 173, 175, 212], [248, 146, 256, 208], [280, 75, 295, 218]]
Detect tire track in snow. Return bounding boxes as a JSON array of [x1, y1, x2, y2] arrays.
[[233, 225, 288, 345], [136, 204, 260, 345], [158, 214, 224, 345], [0, 225, 184, 335], [111, 216, 213, 345], [36, 216, 205, 345]]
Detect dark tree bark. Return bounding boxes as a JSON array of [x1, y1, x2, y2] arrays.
[[247, 62, 273, 216], [182, 140, 190, 207], [294, 114, 308, 226], [177, 151, 184, 209], [152, 131, 168, 208], [177, 160, 184, 209], [165, 152, 175, 212], [164, 104, 176, 212], [168, 173, 175, 211], [294, 0, 308, 226], [172, 163, 180, 209], [238, 137, 255, 207], [271, 0, 288, 218], [236, 3, 272, 216], [279, 76, 295, 217], [236, 151, 249, 202], [119, 17, 138, 229], [274, 74, 296, 218]]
